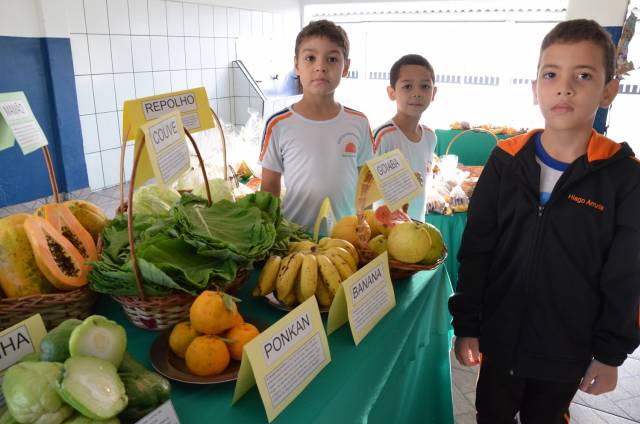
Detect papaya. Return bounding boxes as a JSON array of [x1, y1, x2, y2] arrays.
[[0, 216, 55, 298], [37, 204, 97, 263], [23, 216, 89, 291], [63, 200, 107, 243]]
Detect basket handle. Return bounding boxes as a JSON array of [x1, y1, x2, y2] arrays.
[[126, 127, 213, 300], [445, 128, 499, 156], [119, 108, 228, 210], [355, 168, 375, 251], [42, 145, 60, 203]]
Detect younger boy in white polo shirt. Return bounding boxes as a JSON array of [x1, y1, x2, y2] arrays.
[[374, 54, 438, 221], [259, 20, 375, 232]]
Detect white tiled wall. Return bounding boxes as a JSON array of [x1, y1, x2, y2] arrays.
[[65, 0, 292, 190]]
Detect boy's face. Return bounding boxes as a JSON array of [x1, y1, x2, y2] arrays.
[[533, 41, 618, 132], [294, 36, 350, 96], [387, 65, 436, 118]]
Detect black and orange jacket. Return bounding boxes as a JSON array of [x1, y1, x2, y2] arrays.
[[449, 129, 640, 382]]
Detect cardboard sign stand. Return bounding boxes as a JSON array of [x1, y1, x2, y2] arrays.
[[118, 108, 227, 211]]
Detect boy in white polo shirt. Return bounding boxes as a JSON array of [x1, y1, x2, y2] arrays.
[[259, 20, 375, 232], [373, 54, 438, 221]]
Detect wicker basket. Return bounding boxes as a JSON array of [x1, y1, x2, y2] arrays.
[[110, 109, 248, 330], [0, 287, 97, 330], [355, 167, 447, 281], [0, 146, 97, 330]]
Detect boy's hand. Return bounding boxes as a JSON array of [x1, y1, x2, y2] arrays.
[[579, 359, 618, 395], [454, 337, 481, 366]]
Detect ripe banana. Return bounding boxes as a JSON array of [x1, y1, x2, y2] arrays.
[[253, 255, 282, 297], [318, 238, 359, 265], [276, 252, 304, 299], [316, 254, 342, 295], [280, 290, 297, 306], [288, 240, 317, 254], [324, 246, 357, 273], [298, 254, 318, 301], [315, 273, 333, 308], [325, 250, 354, 280]]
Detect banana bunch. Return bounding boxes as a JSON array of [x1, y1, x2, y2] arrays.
[[253, 238, 359, 309]]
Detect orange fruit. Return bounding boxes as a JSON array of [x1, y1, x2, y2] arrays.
[[190, 290, 240, 335], [231, 312, 245, 327], [169, 321, 200, 358], [225, 323, 260, 360], [185, 335, 230, 376]]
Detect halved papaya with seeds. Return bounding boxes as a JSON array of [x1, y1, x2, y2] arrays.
[[37, 204, 97, 263], [23, 216, 88, 291], [0, 216, 55, 298]]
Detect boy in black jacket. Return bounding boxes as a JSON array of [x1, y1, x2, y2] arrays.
[[449, 19, 640, 424]]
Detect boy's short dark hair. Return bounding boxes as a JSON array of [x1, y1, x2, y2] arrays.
[[539, 19, 616, 82], [389, 54, 435, 87], [295, 20, 350, 59]]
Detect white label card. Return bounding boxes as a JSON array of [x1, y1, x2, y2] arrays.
[[134, 400, 180, 424], [0, 92, 48, 154], [142, 93, 197, 120]]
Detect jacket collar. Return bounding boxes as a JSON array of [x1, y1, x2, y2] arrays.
[[498, 129, 631, 165]]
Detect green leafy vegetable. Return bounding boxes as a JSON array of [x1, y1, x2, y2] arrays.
[[132, 184, 180, 217], [192, 178, 235, 202]]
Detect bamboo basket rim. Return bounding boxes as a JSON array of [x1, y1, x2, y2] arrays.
[[445, 128, 499, 156]]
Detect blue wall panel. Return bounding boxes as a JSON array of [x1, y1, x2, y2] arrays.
[[0, 36, 88, 207]]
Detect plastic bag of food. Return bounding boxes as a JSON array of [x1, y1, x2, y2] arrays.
[[449, 185, 469, 213]]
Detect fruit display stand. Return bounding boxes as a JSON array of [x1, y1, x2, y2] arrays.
[[96, 264, 455, 423], [355, 168, 447, 280], [109, 125, 247, 331], [0, 146, 97, 329]]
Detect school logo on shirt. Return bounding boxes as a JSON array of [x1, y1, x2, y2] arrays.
[[338, 132, 358, 157]]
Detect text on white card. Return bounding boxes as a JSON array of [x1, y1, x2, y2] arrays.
[[142, 92, 197, 120], [0, 101, 29, 121], [351, 263, 385, 304], [265, 333, 324, 409], [0, 326, 34, 372], [149, 116, 181, 153], [262, 312, 312, 366], [374, 155, 403, 179]]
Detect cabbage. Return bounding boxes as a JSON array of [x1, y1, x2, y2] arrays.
[[2, 362, 74, 424], [192, 178, 235, 202], [132, 184, 180, 216]]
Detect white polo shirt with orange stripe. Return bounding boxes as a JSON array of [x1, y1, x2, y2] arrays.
[[373, 120, 437, 221], [259, 105, 375, 232]]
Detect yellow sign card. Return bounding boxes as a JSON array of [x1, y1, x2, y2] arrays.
[[312, 197, 336, 242], [0, 314, 47, 406], [133, 111, 191, 187], [326, 252, 395, 345], [364, 149, 421, 212], [0, 91, 48, 155], [232, 297, 331, 422], [122, 87, 214, 142]]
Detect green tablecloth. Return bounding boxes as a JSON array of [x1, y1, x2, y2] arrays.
[[96, 266, 454, 423], [427, 213, 468, 289]]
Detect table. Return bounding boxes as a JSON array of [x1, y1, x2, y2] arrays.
[[96, 266, 454, 423], [427, 212, 468, 289]]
